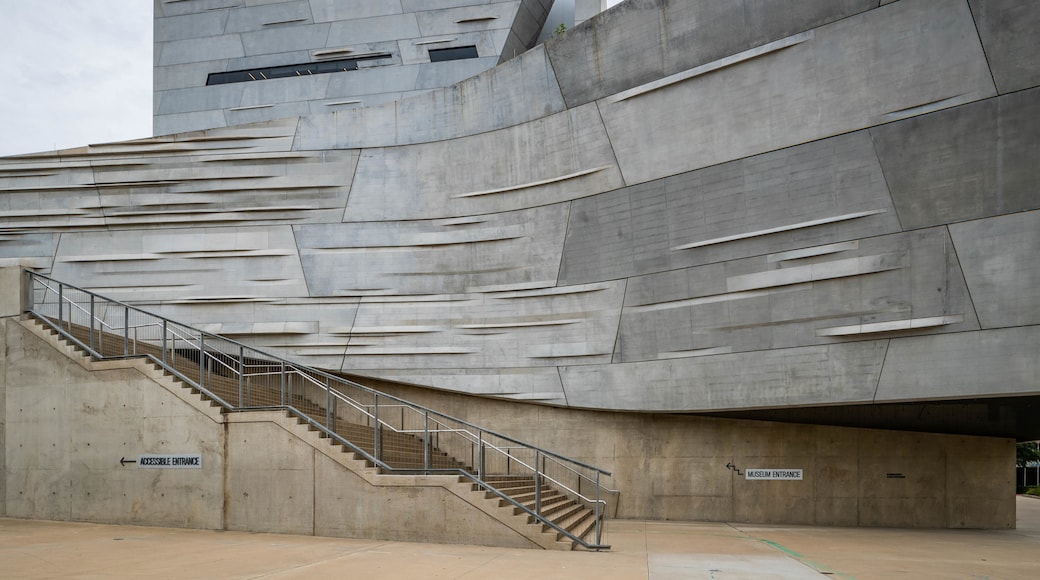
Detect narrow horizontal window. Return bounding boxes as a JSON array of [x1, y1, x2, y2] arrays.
[[428, 46, 479, 63], [206, 53, 391, 85]]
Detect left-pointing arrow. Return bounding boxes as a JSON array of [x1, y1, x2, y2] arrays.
[[119, 457, 137, 467]]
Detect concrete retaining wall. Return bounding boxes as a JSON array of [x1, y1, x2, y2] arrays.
[[0, 317, 542, 547], [1, 313, 1015, 531], [354, 376, 1016, 528]]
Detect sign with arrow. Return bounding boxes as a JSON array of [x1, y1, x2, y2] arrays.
[[119, 457, 137, 467]]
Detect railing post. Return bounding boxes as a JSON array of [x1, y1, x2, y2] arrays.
[[123, 305, 129, 357], [534, 450, 542, 515], [325, 377, 331, 429], [161, 320, 168, 366], [89, 295, 95, 354], [57, 284, 63, 330], [279, 361, 286, 405], [373, 394, 381, 463], [199, 334, 205, 391], [595, 471, 602, 546], [238, 345, 244, 408], [423, 411, 430, 474], [477, 431, 484, 481]]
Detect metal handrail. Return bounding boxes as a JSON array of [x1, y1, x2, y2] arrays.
[[25, 270, 615, 549]]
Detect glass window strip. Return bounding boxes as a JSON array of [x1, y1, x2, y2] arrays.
[[206, 54, 389, 85]]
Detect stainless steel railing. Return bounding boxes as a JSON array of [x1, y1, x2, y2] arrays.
[[25, 270, 617, 549]]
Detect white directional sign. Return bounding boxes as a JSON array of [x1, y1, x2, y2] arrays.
[[138, 454, 202, 469], [745, 468, 802, 480]]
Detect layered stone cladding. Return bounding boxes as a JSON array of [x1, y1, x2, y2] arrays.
[[0, 0, 1037, 415]]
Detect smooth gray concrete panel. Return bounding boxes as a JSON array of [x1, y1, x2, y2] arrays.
[[296, 45, 566, 149], [561, 340, 888, 412], [156, 0, 239, 18], [414, 57, 500, 89], [546, 0, 879, 108], [154, 110, 232, 136], [156, 83, 245, 116], [559, 130, 901, 285], [949, 210, 1040, 329], [597, 0, 996, 186], [240, 23, 331, 56], [295, 205, 568, 296], [238, 74, 331, 107], [324, 64, 421, 98], [414, 2, 521, 37], [158, 33, 246, 66], [342, 104, 622, 221], [226, 101, 312, 127], [968, 0, 1040, 94], [871, 88, 1040, 230], [155, 10, 230, 42], [401, 0, 504, 11], [225, 1, 314, 34], [50, 226, 310, 304], [614, 227, 978, 363], [875, 326, 1040, 402], [154, 61, 230, 92], [308, 0, 404, 22], [326, 13, 421, 47]]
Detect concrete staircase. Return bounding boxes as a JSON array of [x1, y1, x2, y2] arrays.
[[26, 315, 603, 549]]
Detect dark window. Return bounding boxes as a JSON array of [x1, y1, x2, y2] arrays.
[[428, 46, 479, 63], [206, 53, 391, 85]]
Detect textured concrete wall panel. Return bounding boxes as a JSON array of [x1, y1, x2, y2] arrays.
[[296, 45, 565, 149], [415, 3, 521, 38], [872, 88, 1040, 230], [157, 83, 245, 116], [51, 226, 309, 304], [968, 0, 1040, 94], [598, 0, 996, 185], [615, 227, 978, 364], [158, 34, 246, 67], [547, 0, 879, 108], [338, 280, 625, 375], [225, 1, 314, 35], [950, 210, 1040, 329], [154, 61, 230, 92], [154, 10, 230, 43], [240, 23, 332, 56], [4, 321, 225, 528], [875, 326, 1040, 402], [344, 104, 623, 221], [326, 14, 421, 47], [296, 205, 567, 296], [414, 56, 501, 89], [559, 130, 901, 285], [360, 368, 567, 405], [560, 340, 888, 412], [226, 421, 315, 535], [308, 0, 404, 23]]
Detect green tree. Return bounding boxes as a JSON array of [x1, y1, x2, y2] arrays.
[[1016, 442, 1040, 467]]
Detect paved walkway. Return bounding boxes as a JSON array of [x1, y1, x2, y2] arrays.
[[2, 497, 1039, 579]]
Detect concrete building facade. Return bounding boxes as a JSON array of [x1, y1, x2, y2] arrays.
[[2, 0, 1039, 534]]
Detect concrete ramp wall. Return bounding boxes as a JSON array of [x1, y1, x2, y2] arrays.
[[0, 317, 546, 548]]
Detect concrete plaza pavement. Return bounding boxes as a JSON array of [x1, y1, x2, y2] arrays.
[[2, 497, 1039, 579]]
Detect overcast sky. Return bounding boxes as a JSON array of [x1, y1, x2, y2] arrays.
[[0, 1, 152, 157]]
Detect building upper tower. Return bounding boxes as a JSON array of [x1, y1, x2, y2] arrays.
[[153, 0, 554, 135]]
